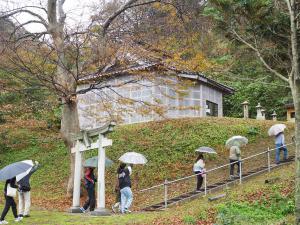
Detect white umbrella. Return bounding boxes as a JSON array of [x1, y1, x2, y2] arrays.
[[119, 152, 148, 165], [268, 124, 286, 136], [16, 160, 34, 182], [226, 136, 248, 148], [195, 146, 217, 154]]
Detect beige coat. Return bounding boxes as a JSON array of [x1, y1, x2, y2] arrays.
[[229, 146, 241, 161]]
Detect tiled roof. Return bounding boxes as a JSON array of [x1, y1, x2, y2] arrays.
[[78, 59, 234, 94]]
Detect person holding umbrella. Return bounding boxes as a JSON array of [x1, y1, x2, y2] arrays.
[[118, 152, 147, 214], [229, 145, 241, 179], [225, 136, 248, 179], [117, 163, 133, 214], [268, 124, 288, 164], [0, 177, 23, 224], [193, 147, 216, 192], [0, 160, 34, 224], [80, 167, 96, 213], [17, 161, 40, 218], [193, 154, 205, 192]]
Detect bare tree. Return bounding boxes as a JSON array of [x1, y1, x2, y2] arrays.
[[0, 0, 184, 195]]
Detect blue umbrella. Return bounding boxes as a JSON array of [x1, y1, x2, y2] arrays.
[[0, 160, 33, 181], [84, 156, 113, 168]]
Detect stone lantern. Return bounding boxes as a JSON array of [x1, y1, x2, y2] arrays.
[[261, 109, 266, 120], [256, 103, 265, 120], [271, 111, 277, 121], [241, 101, 249, 119]]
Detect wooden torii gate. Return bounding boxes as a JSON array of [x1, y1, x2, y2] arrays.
[[69, 121, 116, 215]]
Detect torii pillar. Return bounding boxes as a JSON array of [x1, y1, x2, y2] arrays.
[[69, 121, 116, 215]]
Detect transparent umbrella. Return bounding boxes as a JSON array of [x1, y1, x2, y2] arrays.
[[226, 136, 248, 148], [84, 156, 113, 168], [119, 152, 147, 165], [268, 124, 286, 136], [195, 146, 217, 154]]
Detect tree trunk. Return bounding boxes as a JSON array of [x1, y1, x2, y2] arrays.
[[293, 80, 300, 224], [47, 0, 80, 196], [60, 100, 80, 196]]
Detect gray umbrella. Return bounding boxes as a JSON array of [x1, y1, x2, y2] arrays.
[[0, 160, 33, 181], [195, 146, 217, 154], [84, 156, 113, 168]]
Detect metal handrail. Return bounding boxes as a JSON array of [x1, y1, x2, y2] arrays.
[[139, 142, 294, 192]]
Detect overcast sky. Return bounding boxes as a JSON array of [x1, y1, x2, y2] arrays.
[[0, 0, 105, 32]]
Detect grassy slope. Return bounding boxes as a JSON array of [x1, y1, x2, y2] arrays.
[[0, 161, 295, 225], [0, 117, 295, 211]]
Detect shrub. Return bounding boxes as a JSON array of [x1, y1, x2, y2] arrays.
[[183, 215, 196, 224], [216, 191, 295, 225]]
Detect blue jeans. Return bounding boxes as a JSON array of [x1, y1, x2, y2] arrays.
[[120, 187, 133, 213], [275, 144, 288, 163]]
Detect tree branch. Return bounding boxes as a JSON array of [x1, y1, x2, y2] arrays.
[[10, 20, 48, 38], [232, 30, 289, 83], [102, 0, 160, 35], [1, 9, 48, 28]]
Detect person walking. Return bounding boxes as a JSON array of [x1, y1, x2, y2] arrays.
[[193, 154, 205, 192], [118, 163, 133, 214], [80, 167, 96, 213], [275, 132, 288, 164], [0, 177, 23, 224], [17, 161, 40, 218], [229, 145, 241, 179]]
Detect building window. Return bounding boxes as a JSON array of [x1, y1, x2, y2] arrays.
[[206, 101, 218, 117], [291, 112, 295, 118]]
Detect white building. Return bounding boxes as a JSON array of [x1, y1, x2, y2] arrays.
[[77, 58, 234, 129]]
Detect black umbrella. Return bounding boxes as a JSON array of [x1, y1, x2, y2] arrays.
[[0, 160, 33, 181]]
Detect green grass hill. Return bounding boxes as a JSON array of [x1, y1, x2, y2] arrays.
[[0, 117, 295, 211]]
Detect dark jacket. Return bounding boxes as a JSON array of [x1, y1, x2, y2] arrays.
[[118, 168, 131, 190], [18, 164, 40, 192], [4, 177, 17, 196], [84, 171, 96, 190]]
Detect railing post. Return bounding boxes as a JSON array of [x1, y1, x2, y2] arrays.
[[239, 160, 242, 184], [267, 147, 271, 172], [204, 173, 207, 195], [164, 179, 168, 209]]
